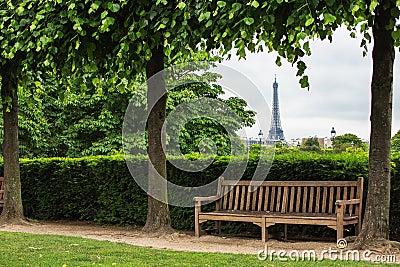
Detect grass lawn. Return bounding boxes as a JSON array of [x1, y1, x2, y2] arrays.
[[0, 231, 393, 266]]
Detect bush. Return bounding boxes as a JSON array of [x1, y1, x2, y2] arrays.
[[0, 151, 399, 240]]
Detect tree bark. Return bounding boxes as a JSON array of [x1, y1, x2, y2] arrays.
[[355, 2, 395, 247], [0, 60, 25, 223], [142, 45, 172, 233]]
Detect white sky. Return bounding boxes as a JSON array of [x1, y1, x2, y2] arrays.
[[221, 27, 400, 141]]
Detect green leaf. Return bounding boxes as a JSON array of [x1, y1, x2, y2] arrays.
[[108, 3, 120, 13], [323, 13, 336, 25], [287, 16, 294, 26], [297, 32, 307, 40], [244, 17, 254, 25], [100, 17, 115, 32], [89, 1, 100, 13], [177, 2, 186, 10], [92, 78, 100, 86], [232, 3, 242, 12], [251, 1, 259, 8], [217, 1, 226, 8], [205, 20, 212, 28], [299, 76, 309, 89], [392, 30, 400, 41], [199, 11, 211, 22], [305, 17, 314, 27], [369, 0, 379, 12], [16, 6, 25, 15], [275, 56, 282, 67], [101, 11, 108, 19], [157, 23, 166, 30]]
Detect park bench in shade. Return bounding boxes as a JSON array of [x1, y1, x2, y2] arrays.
[[194, 177, 364, 241]]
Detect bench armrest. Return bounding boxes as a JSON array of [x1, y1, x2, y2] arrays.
[[193, 195, 219, 203], [335, 199, 361, 206]]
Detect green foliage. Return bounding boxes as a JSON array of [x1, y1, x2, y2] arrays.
[[167, 76, 255, 156], [333, 133, 366, 153], [300, 137, 321, 152], [1, 152, 398, 240], [15, 74, 132, 158], [7, 62, 254, 158], [391, 129, 400, 152]]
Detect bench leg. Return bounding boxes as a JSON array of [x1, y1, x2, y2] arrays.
[[261, 217, 267, 242], [215, 221, 221, 235], [195, 221, 200, 238], [283, 224, 287, 241], [337, 223, 344, 240], [195, 204, 200, 238], [336, 205, 344, 240]]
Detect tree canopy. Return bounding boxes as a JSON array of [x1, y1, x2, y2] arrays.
[[333, 133, 366, 152]]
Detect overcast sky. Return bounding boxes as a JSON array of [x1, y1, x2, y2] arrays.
[[220, 27, 400, 141]]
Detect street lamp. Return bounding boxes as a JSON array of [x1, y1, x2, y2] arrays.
[[330, 127, 336, 149], [258, 130, 263, 146]]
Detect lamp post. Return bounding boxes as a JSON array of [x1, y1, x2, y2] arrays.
[[258, 130, 263, 146], [330, 127, 336, 149]]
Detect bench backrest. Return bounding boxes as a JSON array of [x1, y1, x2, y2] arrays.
[[216, 177, 364, 215]]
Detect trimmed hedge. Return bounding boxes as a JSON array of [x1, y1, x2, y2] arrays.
[[1, 152, 399, 240]]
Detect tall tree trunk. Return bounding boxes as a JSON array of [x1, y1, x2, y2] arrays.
[[0, 60, 25, 223], [142, 45, 172, 232], [355, 3, 394, 247]]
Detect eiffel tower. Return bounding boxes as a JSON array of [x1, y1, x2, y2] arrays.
[[267, 77, 285, 144]]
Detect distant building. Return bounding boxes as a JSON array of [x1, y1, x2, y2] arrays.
[[288, 138, 302, 148], [267, 77, 285, 145], [301, 136, 332, 148]]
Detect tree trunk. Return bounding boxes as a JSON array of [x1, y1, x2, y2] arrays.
[[142, 45, 172, 233], [0, 60, 25, 224], [355, 3, 394, 247]]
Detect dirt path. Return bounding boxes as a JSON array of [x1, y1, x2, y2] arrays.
[[0, 221, 398, 263]]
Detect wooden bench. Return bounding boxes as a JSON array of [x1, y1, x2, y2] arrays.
[[0, 177, 4, 207], [194, 177, 364, 241]]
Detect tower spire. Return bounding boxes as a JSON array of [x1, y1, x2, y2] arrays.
[[267, 76, 285, 144]]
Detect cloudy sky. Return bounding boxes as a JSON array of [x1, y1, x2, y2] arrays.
[[220, 27, 400, 141]]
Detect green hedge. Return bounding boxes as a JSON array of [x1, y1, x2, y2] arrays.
[[2, 152, 399, 240]]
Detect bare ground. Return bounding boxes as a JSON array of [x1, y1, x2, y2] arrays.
[[0, 221, 398, 263]]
